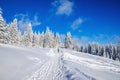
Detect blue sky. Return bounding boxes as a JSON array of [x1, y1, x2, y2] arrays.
[[0, 0, 120, 44]]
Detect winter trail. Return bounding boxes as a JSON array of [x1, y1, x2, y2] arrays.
[[23, 49, 120, 80], [24, 49, 63, 80]]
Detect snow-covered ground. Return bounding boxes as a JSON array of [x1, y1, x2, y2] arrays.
[[0, 44, 120, 80]]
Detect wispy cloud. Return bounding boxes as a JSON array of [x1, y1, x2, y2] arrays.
[[72, 34, 120, 46], [32, 15, 41, 26], [0, 8, 2, 14], [107, 35, 120, 44], [71, 18, 83, 30], [14, 13, 29, 33], [52, 0, 74, 16], [90, 34, 120, 45], [14, 13, 41, 33], [72, 36, 89, 46], [78, 29, 82, 32]]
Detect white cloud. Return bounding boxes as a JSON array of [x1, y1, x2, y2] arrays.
[[78, 29, 82, 32], [72, 37, 81, 46], [0, 8, 2, 14], [71, 18, 83, 30], [109, 35, 120, 44], [72, 36, 89, 46], [52, 0, 73, 16], [31, 15, 41, 26], [91, 34, 120, 45], [14, 13, 41, 33], [14, 14, 29, 33], [80, 36, 89, 44]]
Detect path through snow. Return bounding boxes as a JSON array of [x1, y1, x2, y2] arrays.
[[1, 44, 120, 80], [24, 49, 63, 80], [24, 49, 99, 80]]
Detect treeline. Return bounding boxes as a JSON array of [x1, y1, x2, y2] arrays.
[[0, 10, 120, 61], [73, 43, 120, 61], [0, 12, 72, 49]]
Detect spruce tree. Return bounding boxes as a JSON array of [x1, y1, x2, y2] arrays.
[[65, 32, 73, 49]]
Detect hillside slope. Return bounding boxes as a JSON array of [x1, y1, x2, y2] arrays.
[[0, 44, 120, 80]]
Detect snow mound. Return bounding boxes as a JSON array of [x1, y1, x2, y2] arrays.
[[46, 49, 56, 57]]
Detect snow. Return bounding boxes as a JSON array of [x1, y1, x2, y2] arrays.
[[0, 44, 120, 80], [46, 49, 56, 57], [62, 49, 120, 80], [63, 52, 120, 72]]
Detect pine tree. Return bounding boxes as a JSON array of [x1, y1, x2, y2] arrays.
[[44, 27, 54, 48], [23, 23, 33, 47], [80, 46, 83, 52], [32, 32, 39, 47], [55, 33, 61, 48], [112, 46, 117, 60], [105, 45, 110, 58], [108, 43, 113, 59], [84, 46, 88, 53], [117, 40, 120, 61], [65, 32, 73, 49], [44, 27, 50, 48], [95, 43, 99, 55], [37, 32, 41, 47], [39, 31, 44, 48], [7, 18, 20, 44], [49, 31, 55, 48], [91, 43, 99, 55], [98, 46, 104, 56], [18, 30, 22, 45], [0, 10, 6, 43], [87, 44, 92, 54]]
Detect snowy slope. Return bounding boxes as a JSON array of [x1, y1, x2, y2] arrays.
[[62, 49, 120, 80], [0, 44, 51, 80], [0, 44, 120, 80]]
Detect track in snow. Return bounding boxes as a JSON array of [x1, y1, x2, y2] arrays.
[[24, 50, 63, 80], [23, 49, 119, 80], [23, 50, 98, 80]]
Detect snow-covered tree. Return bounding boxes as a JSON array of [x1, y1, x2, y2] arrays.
[[87, 44, 92, 54], [117, 40, 120, 61], [32, 32, 39, 47], [7, 18, 20, 44], [84, 46, 88, 53], [91, 43, 97, 55], [55, 33, 61, 48], [105, 45, 110, 58], [108, 43, 113, 59], [44, 27, 50, 48], [65, 32, 73, 49], [112, 46, 117, 60], [73, 45, 80, 51], [38, 31, 44, 47], [37, 32, 41, 47], [80, 45, 84, 52], [22, 23, 33, 47], [0, 10, 6, 43], [98, 46, 104, 56], [18, 30, 22, 45], [44, 27, 54, 48], [49, 31, 55, 48]]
